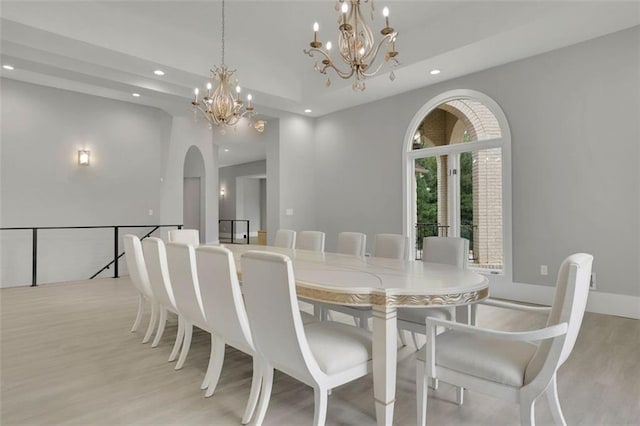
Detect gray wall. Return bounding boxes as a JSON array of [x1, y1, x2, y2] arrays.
[[275, 115, 317, 241], [0, 79, 172, 285], [313, 26, 639, 297]]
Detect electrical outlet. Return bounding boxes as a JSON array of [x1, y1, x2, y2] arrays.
[[148, 209, 153, 216], [590, 272, 597, 290], [540, 265, 548, 276]]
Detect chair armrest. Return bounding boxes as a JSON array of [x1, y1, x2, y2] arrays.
[[425, 317, 568, 342], [480, 298, 552, 314]]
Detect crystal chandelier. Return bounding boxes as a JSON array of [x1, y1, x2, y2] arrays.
[[191, 0, 256, 127], [304, 0, 399, 91]]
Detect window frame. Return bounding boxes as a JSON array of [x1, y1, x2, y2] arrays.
[[402, 89, 513, 283]]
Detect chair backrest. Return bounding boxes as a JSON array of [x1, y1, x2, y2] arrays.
[[142, 237, 177, 310], [195, 246, 254, 353], [241, 251, 321, 384], [336, 232, 367, 256], [273, 229, 296, 248], [422, 237, 468, 268], [296, 231, 326, 252], [373, 234, 409, 260], [166, 242, 207, 328], [168, 229, 200, 246], [123, 234, 153, 298], [524, 253, 593, 384]]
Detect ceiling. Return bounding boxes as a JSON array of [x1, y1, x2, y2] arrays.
[[1, 1, 638, 165]]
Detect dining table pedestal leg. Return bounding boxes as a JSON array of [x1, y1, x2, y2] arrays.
[[372, 305, 397, 426]]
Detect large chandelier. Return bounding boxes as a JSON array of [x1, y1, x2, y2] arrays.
[[191, 0, 255, 127], [304, 0, 399, 91]]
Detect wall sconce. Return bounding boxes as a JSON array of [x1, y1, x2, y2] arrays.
[[254, 120, 266, 133], [220, 188, 226, 198], [78, 150, 90, 166]]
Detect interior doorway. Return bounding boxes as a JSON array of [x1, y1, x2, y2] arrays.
[[183, 177, 201, 236], [183, 146, 206, 242]]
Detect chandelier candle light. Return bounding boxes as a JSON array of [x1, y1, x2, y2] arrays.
[[191, 0, 256, 127], [304, 0, 399, 91]]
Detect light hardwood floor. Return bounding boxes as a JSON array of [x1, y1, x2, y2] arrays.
[[1, 278, 638, 425]]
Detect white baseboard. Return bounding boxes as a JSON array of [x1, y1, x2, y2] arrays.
[[490, 281, 639, 319]]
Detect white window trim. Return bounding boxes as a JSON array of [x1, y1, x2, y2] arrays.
[[401, 89, 513, 284]]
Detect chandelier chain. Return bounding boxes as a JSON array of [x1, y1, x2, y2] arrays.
[[221, 0, 225, 65]]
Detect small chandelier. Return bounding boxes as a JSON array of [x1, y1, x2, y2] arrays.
[[191, 0, 256, 127], [304, 0, 399, 91]]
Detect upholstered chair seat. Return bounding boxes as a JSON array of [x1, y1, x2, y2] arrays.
[[303, 321, 372, 375], [417, 331, 538, 387]]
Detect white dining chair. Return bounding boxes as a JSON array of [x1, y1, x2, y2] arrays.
[[168, 228, 200, 246], [273, 229, 296, 248], [165, 241, 209, 375], [373, 233, 409, 260], [327, 233, 409, 329], [336, 231, 367, 256], [123, 234, 156, 342], [296, 231, 326, 252], [195, 246, 262, 423], [416, 253, 593, 426], [141, 238, 188, 366], [241, 251, 373, 426], [397, 236, 469, 349]]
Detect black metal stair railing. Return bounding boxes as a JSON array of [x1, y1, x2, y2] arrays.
[[0, 224, 182, 286]]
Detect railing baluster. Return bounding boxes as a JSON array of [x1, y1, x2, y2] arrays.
[[113, 226, 119, 278], [32, 228, 38, 287]]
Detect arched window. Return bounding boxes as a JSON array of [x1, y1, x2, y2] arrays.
[[403, 90, 512, 279]]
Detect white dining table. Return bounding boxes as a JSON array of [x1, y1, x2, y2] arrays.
[[225, 244, 489, 426]]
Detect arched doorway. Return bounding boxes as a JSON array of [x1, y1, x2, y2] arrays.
[[183, 145, 206, 242], [403, 90, 512, 279]]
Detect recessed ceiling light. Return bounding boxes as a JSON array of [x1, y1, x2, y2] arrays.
[[132, 93, 140, 97], [224, 149, 229, 152], [3, 65, 15, 70], [304, 109, 312, 113], [429, 69, 441, 75], [153, 70, 165, 76]]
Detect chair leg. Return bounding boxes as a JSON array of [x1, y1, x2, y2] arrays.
[[398, 330, 408, 347], [455, 386, 464, 405], [168, 316, 184, 362], [131, 293, 144, 332], [151, 307, 167, 348], [519, 394, 536, 426], [411, 332, 420, 349], [175, 322, 193, 370], [358, 314, 369, 330], [469, 304, 477, 326], [313, 302, 322, 320], [252, 363, 274, 426], [313, 386, 329, 426], [201, 334, 218, 390], [204, 338, 226, 397], [241, 356, 263, 425], [546, 375, 567, 426], [142, 303, 158, 344], [416, 359, 428, 426]]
